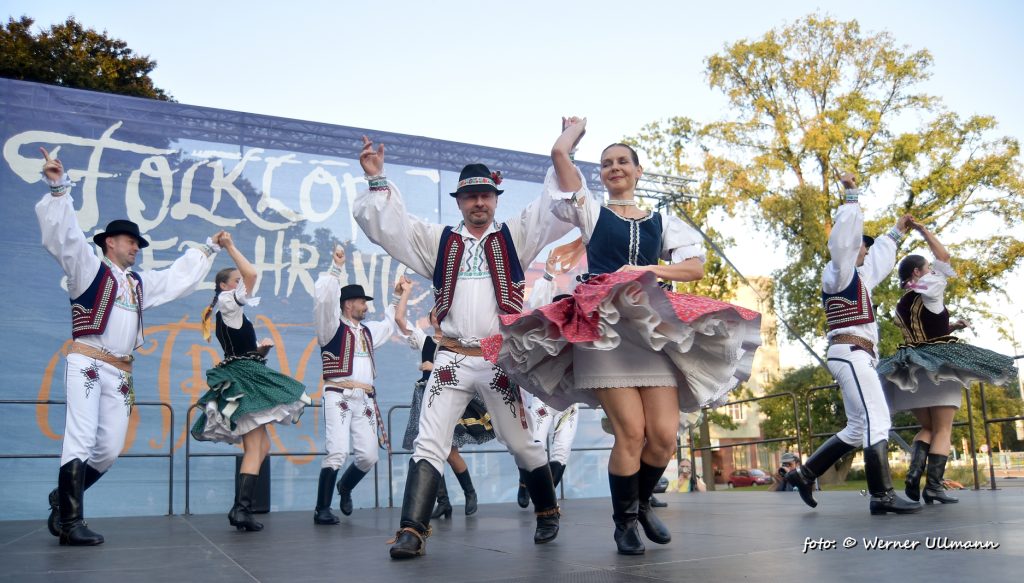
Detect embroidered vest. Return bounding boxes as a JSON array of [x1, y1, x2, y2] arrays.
[[894, 291, 951, 344], [215, 312, 258, 357], [585, 207, 663, 275], [821, 270, 875, 331], [431, 224, 525, 323], [70, 264, 143, 339], [321, 322, 375, 380]]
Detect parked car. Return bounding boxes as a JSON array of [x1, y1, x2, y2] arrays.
[[727, 469, 773, 487]]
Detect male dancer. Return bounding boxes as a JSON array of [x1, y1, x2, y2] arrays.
[[353, 135, 572, 558], [785, 172, 920, 515], [37, 148, 221, 545], [312, 246, 410, 524]]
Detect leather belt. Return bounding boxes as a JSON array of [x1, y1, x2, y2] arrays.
[[68, 341, 133, 373], [438, 337, 483, 357], [829, 334, 875, 354], [324, 380, 374, 396]]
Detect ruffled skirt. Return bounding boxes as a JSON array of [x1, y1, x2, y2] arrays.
[[402, 379, 496, 450], [191, 355, 311, 444], [877, 337, 1018, 411], [482, 271, 762, 412]]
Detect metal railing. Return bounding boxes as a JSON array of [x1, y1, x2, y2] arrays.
[[980, 354, 1024, 490], [183, 401, 380, 515], [0, 399, 175, 515]]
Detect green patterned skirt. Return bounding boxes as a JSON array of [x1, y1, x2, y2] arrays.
[[878, 338, 1018, 411], [191, 355, 311, 444]]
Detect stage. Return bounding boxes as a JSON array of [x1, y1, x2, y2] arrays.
[[2, 489, 1021, 582]]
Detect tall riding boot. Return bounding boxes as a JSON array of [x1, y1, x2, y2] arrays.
[[637, 461, 671, 544], [863, 440, 921, 515], [313, 467, 340, 525], [431, 475, 453, 519], [516, 467, 530, 508], [389, 459, 442, 559], [336, 464, 369, 516], [608, 472, 644, 555], [549, 461, 566, 489], [922, 454, 958, 504], [228, 473, 264, 531], [49, 463, 104, 537], [57, 459, 104, 546], [904, 440, 930, 502], [521, 465, 560, 544], [785, 436, 857, 508], [455, 469, 478, 516]]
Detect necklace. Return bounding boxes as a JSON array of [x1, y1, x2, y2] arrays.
[[606, 199, 636, 207]]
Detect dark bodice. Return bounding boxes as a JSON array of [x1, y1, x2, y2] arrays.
[[419, 336, 437, 382], [585, 207, 663, 275], [215, 311, 258, 357], [895, 291, 951, 343]]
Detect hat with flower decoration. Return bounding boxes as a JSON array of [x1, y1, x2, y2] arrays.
[[450, 163, 504, 197]]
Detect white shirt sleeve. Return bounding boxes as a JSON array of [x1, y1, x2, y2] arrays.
[[661, 214, 707, 264], [550, 166, 601, 243], [528, 276, 556, 309], [35, 192, 101, 298], [314, 264, 344, 346], [217, 281, 261, 329], [351, 178, 446, 279], [137, 239, 220, 310], [859, 227, 899, 290], [364, 304, 397, 348], [504, 167, 576, 267], [821, 201, 864, 294], [914, 258, 955, 313], [402, 326, 428, 352]]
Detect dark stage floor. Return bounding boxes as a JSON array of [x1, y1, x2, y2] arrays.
[[2, 489, 1021, 582]]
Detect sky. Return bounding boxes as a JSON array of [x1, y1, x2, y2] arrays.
[[5, 0, 1023, 368]]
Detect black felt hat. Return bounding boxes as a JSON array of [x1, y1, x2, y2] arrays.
[[862, 235, 875, 248], [339, 284, 373, 303], [92, 219, 150, 249], [450, 163, 504, 197]]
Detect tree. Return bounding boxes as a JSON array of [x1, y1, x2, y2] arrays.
[[0, 15, 172, 100], [629, 13, 1024, 357]]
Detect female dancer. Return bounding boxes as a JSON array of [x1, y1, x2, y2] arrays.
[[191, 232, 310, 530], [878, 219, 1018, 504], [486, 117, 761, 554], [398, 297, 494, 519]]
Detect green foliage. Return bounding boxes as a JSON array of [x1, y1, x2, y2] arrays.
[[1, 15, 172, 100], [628, 13, 1024, 354]]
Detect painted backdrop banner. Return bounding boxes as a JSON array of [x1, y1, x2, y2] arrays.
[[0, 78, 612, 519]]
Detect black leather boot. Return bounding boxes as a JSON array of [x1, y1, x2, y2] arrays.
[[313, 467, 340, 525], [57, 459, 104, 546], [904, 440, 929, 502], [455, 469, 477, 516], [336, 464, 369, 516], [549, 461, 565, 489], [863, 440, 921, 515], [637, 461, 671, 544], [228, 473, 264, 531], [785, 436, 857, 508], [431, 475, 453, 519], [922, 454, 958, 504], [49, 463, 103, 537], [521, 465, 560, 544], [389, 459, 441, 559], [516, 467, 530, 508], [609, 472, 644, 555], [649, 495, 668, 508]]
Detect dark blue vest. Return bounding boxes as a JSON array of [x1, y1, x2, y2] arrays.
[[432, 224, 525, 323], [320, 322, 375, 380], [585, 207, 663, 274]]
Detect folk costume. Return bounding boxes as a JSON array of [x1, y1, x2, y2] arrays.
[[353, 163, 572, 558], [784, 189, 920, 515], [190, 281, 311, 531], [37, 174, 218, 545], [402, 326, 493, 518], [483, 165, 761, 553], [877, 257, 1017, 504], [312, 270, 397, 525]]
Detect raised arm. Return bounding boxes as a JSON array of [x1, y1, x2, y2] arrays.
[[351, 135, 445, 278], [822, 173, 866, 294], [218, 231, 257, 292], [313, 246, 345, 346], [392, 276, 414, 336], [139, 235, 220, 310], [909, 218, 951, 264], [34, 147, 101, 297], [551, 117, 587, 193]]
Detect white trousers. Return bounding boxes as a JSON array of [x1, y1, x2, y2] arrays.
[[61, 353, 134, 473], [827, 344, 891, 448], [529, 400, 579, 465], [322, 388, 379, 471], [413, 351, 547, 474]]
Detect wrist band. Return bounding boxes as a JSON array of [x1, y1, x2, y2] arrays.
[[884, 226, 903, 245], [844, 188, 859, 204], [49, 184, 69, 196], [329, 264, 344, 278], [543, 272, 554, 281], [367, 175, 388, 191]]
